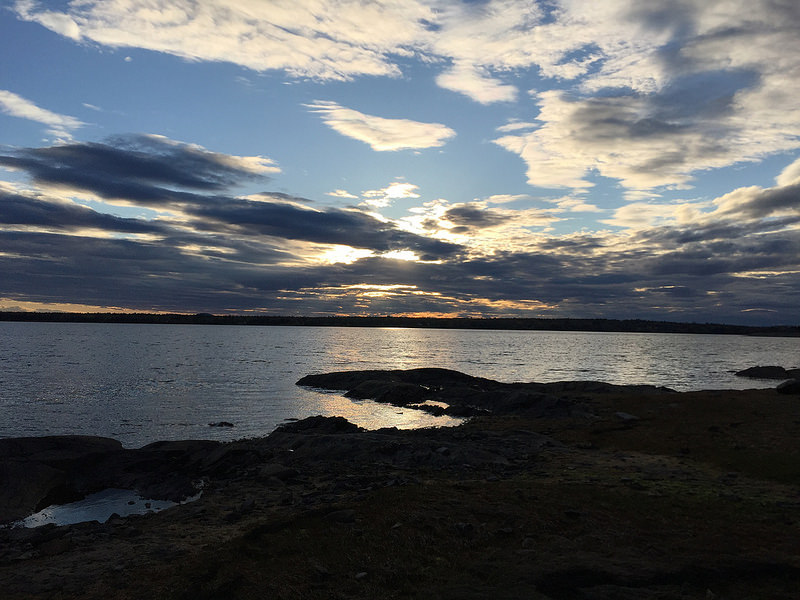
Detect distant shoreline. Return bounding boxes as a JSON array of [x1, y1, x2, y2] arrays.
[[1, 311, 799, 337]]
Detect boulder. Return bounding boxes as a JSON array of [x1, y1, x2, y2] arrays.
[[0, 460, 69, 523], [298, 368, 497, 392], [0, 435, 224, 523], [345, 380, 431, 405], [344, 379, 398, 400], [776, 379, 800, 395], [297, 370, 402, 391], [0, 435, 122, 463], [735, 366, 788, 379], [374, 383, 428, 406], [0, 436, 124, 523], [275, 415, 362, 434]]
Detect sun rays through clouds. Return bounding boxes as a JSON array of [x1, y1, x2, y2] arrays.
[[2, 1, 800, 323]]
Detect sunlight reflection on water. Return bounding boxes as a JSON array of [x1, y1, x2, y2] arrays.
[[1, 323, 798, 447]]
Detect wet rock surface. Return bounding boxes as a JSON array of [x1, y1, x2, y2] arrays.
[[1, 369, 799, 599]]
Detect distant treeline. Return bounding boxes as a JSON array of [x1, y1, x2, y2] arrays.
[[1, 312, 798, 337]]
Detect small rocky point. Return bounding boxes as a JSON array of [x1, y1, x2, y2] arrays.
[[734, 365, 800, 395], [735, 365, 800, 380]]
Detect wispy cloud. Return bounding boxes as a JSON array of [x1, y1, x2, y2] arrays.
[[307, 101, 455, 152], [0, 134, 279, 206], [362, 181, 421, 208], [13, 0, 433, 81], [326, 189, 359, 200], [14, 0, 82, 40], [775, 156, 800, 188], [14, 0, 800, 191], [0, 89, 85, 139], [436, 63, 517, 104]]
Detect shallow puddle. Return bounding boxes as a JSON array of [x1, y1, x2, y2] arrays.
[[14, 488, 192, 528]]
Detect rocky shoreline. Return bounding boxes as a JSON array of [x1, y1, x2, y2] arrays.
[[1, 368, 799, 599]]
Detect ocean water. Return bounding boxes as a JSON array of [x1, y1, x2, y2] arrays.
[[1, 322, 798, 448]]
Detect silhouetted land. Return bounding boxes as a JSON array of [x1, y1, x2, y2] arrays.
[[1, 311, 799, 336], [2, 369, 800, 598]]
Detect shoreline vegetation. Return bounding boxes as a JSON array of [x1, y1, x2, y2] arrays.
[[2, 311, 800, 337], [1, 368, 799, 598]]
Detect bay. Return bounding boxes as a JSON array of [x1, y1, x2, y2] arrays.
[[0, 322, 797, 448]]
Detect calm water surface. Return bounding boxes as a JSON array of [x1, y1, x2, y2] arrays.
[[1, 322, 798, 447]]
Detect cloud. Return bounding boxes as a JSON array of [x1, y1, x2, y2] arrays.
[[491, 1, 800, 192], [602, 201, 693, 230], [0, 134, 279, 206], [2, 133, 800, 323], [307, 101, 455, 151], [185, 198, 461, 260], [776, 157, 800, 188], [0, 188, 165, 235], [427, 0, 554, 103], [435, 64, 517, 104], [13, 0, 434, 81], [10, 0, 533, 105], [361, 181, 421, 208], [398, 198, 561, 253], [495, 122, 537, 134], [326, 189, 359, 200], [493, 85, 783, 191], [12, 0, 536, 104], [601, 167, 800, 233], [14, 0, 800, 197], [442, 204, 510, 232], [552, 196, 602, 213], [14, 0, 81, 40], [712, 182, 800, 220], [2, 197, 798, 322], [0, 89, 85, 139], [0, 137, 461, 262]]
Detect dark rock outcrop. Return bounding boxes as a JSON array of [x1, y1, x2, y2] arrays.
[[297, 367, 498, 391], [0, 412, 552, 526], [264, 416, 553, 475], [776, 379, 800, 394], [735, 366, 791, 379], [0, 436, 220, 524], [1, 369, 673, 526], [297, 367, 673, 417], [0, 436, 123, 523], [274, 415, 362, 434]]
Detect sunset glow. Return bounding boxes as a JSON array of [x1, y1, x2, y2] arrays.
[[2, 1, 799, 324]]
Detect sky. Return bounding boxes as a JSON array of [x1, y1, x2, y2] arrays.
[[1, 0, 799, 325]]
